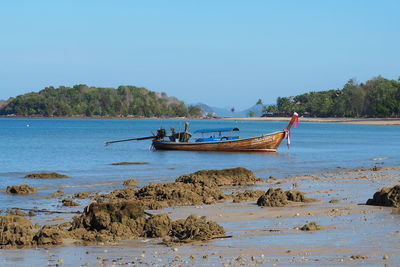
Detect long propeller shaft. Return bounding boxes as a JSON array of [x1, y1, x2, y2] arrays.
[[105, 135, 155, 146]]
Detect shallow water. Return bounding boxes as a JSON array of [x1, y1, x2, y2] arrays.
[[0, 118, 399, 212]]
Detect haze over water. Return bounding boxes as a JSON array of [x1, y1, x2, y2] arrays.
[[0, 118, 399, 212]]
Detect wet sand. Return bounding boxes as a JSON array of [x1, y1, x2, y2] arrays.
[[1, 165, 400, 266]]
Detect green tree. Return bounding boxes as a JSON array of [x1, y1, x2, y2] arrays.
[[0, 85, 199, 117], [188, 105, 202, 116], [270, 76, 400, 118], [266, 105, 277, 113]]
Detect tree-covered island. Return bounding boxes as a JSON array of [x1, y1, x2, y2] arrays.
[[0, 85, 202, 117]]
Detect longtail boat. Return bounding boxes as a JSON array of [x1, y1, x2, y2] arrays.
[[105, 113, 299, 152]]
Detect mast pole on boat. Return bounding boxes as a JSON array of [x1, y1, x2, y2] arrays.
[[285, 112, 299, 130]]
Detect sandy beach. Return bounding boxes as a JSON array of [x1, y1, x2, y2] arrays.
[[1, 163, 399, 266], [2, 114, 400, 125], [220, 116, 400, 125]]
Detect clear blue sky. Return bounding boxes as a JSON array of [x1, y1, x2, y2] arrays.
[[1, 0, 399, 109]]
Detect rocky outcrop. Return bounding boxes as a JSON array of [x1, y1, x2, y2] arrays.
[[0, 215, 35, 248], [366, 185, 400, 207], [6, 184, 37, 195], [257, 188, 314, 207], [176, 167, 260, 187], [24, 172, 69, 179]]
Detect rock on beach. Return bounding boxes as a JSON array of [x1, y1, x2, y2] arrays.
[[0, 215, 35, 248], [176, 167, 260, 187], [6, 184, 37, 195], [257, 188, 314, 207], [24, 172, 69, 179], [366, 185, 400, 207], [300, 221, 325, 231], [96, 167, 260, 209]]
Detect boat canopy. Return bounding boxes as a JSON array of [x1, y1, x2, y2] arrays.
[[194, 127, 239, 134]]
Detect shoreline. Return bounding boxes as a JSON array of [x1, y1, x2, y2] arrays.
[[1, 165, 399, 265], [221, 116, 400, 125], [1, 114, 400, 125]]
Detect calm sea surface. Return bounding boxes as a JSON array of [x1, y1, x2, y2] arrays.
[[0, 118, 399, 211]]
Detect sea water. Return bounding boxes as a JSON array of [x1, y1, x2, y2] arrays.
[[0, 118, 399, 212]]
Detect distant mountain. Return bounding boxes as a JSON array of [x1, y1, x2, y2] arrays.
[[240, 104, 264, 117], [194, 103, 234, 117], [195, 103, 268, 117], [194, 103, 215, 116]]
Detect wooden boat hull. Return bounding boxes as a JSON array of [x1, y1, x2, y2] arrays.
[[152, 131, 286, 152]]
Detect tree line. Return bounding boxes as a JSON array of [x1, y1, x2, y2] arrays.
[[0, 85, 202, 117], [263, 76, 400, 117], [2, 76, 399, 118]]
